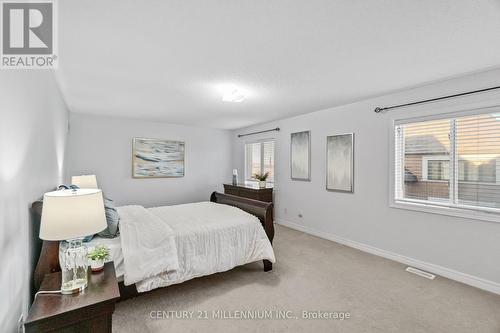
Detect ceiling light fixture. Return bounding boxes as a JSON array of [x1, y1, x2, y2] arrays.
[[222, 86, 246, 103]]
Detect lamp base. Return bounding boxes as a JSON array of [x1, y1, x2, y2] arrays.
[[61, 278, 88, 294], [60, 238, 88, 294]]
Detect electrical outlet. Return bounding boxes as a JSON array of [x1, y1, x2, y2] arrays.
[[17, 313, 23, 333]]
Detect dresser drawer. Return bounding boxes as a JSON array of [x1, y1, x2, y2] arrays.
[[224, 188, 240, 197], [223, 184, 273, 203], [239, 189, 260, 200]]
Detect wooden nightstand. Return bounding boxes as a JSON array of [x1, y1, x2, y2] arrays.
[[25, 262, 120, 333]]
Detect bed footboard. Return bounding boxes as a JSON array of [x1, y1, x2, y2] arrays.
[[210, 191, 274, 271]]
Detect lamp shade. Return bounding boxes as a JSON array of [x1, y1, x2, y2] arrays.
[[40, 189, 107, 241], [71, 175, 98, 189]]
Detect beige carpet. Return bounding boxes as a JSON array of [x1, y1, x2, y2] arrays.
[[113, 225, 500, 333]]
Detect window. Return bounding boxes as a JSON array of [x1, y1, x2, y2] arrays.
[[422, 156, 450, 181], [394, 111, 500, 216], [245, 140, 275, 182]]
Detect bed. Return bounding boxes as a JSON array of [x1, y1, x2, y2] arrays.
[[31, 192, 275, 300]]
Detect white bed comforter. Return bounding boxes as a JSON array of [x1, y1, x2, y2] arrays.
[[117, 205, 179, 286], [117, 201, 275, 292]]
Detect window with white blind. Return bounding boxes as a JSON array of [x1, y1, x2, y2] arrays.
[[245, 140, 275, 182], [394, 111, 500, 220]]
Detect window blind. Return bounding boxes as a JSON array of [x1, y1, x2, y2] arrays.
[[245, 141, 275, 182], [263, 141, 275, 183], [246, 142, 262, 179], [456, 113, 500, 209], [395, 111, 500, 213]]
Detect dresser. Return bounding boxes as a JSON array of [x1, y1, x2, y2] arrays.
[[223, 183, 273, 203]]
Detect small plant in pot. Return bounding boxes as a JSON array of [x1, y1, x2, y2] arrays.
[[87, 245, 110, 272], [253, 171, 270, 188]]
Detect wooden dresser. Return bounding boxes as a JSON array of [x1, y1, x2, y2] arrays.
[[223, 183, 273, 203]]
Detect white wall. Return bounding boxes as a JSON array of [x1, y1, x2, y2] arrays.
[[232, 68, 500, 290], [66, 114, 232, 207], [0, 72, 68, 332]]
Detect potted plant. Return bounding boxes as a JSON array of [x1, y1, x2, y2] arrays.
[[253, 171, 269, 188], [87, 245, 110, 272]]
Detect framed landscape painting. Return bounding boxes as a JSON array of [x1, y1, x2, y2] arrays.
[[326, 133, 354, 192], [291, 131, 311, 181], [132, 138, 185, 178]]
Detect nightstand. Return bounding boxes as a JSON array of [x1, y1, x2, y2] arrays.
[[25, 262, 120, 333]]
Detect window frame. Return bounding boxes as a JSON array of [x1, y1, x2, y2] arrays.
[[389, 104, 500, 223], [244, 139, 275, 183], [421, 155, 450, 182]]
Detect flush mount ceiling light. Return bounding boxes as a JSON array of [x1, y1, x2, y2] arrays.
[[221, 86, 246, 103]]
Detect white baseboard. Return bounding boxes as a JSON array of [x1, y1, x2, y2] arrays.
[[276, 218, 500, 295]]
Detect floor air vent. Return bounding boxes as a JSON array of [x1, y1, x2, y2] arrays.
[[405, 267, 436, 280]]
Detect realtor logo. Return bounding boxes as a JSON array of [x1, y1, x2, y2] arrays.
[[1, 0, 57, 69]]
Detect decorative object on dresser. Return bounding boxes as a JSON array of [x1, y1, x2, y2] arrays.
[[223, 183, 273, 203], [88, 245, 110, 272], [326, 133, 354, 192], [132, 137, 185, 178], [25, 262, 120, 333], [291, 130, 311, 181], [40, 188, 107, 294], [232, 169, 239, 185], [253, 171, 270, 188]]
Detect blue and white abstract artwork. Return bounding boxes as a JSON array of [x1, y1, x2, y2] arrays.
[[133, 138, 185, 178]]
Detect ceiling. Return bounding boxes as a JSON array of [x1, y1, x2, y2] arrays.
[[57, 0, 500, 129]]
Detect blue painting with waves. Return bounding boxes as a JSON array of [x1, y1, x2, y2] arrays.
[[133, 138, 185, 178]]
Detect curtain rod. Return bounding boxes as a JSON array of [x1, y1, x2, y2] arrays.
[[374, 85, 500, 113], [237, 127, 280, 138]]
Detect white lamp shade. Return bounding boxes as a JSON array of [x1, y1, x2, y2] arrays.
[[40, 189, 107, 241], [71, 175, 98, 189]]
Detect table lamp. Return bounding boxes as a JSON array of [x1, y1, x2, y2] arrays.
[[71, 174, 98, 189], [40, 189, 107, 294]]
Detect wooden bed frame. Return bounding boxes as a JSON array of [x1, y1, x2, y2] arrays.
[[31, 191, 274, 301]]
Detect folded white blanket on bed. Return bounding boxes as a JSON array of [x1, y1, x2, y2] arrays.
[[117, 205, 179, 286]]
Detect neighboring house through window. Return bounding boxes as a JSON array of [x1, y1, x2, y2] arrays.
[[422, 155, 497, 183], [422, 156, 450, 181], [394, 110, 500, 218]]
